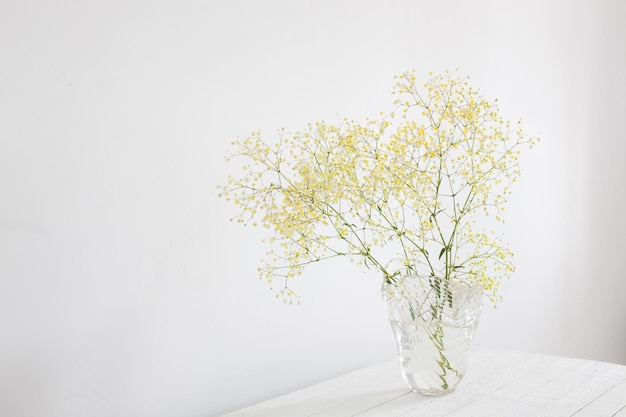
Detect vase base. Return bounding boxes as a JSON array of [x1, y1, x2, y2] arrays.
[[410, 386, 456, 396]]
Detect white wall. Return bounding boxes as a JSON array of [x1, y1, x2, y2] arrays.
[[1, 1, 624, 416]]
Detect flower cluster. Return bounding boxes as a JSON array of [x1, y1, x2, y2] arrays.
[[219, 70, 537, 304]]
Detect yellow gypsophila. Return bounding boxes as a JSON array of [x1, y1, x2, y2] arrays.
[[219, 70, 537, 304]]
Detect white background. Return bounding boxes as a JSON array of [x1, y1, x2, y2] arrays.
[[1, 1, 625, 416]]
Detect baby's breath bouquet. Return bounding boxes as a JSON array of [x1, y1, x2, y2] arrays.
[[220, 70, 536, 303], [220, 70, 536, 394]]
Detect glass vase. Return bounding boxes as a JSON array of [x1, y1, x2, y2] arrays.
[[381, 274, 483, 395]]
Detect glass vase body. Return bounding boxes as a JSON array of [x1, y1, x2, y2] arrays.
[[382, 275, 483, 396]]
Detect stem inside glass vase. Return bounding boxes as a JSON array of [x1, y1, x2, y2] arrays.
[[382, 274, 483, 395]]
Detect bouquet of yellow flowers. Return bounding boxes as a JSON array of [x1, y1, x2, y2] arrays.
[[220, 70, 537, 305]]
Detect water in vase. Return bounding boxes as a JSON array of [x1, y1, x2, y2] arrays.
[[389, 320, 474, 396]]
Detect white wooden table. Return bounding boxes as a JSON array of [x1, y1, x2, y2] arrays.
[[219, 346, 626, 417]]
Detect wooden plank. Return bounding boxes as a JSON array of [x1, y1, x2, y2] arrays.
[[539, 360, 626, 417], [218, 348, 626, 417], [219, 360, 407, 417], [443, 356, 624, 417], [570, 377, 626, 417], [353, 350, 556, 417]]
